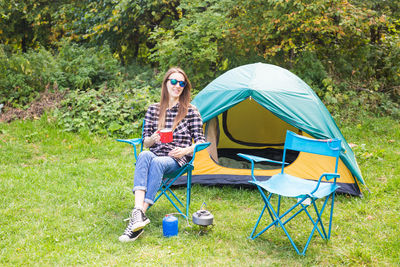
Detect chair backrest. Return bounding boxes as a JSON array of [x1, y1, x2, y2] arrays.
[[141, 119, 145, 137], [281, 130, 341, 174], [139, 119, 145, 152]]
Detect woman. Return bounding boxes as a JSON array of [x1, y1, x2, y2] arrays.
[[119, 67, 206, 242]]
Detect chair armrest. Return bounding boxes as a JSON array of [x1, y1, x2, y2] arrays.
[[188, 142, 211, 165], [322, 173, 340, 181], [116, 138, 143, 161], [237, 153, 289, 165], [310, 173, 341, 194], [237, 153, 289, 182], [116, 138, 142, 146]]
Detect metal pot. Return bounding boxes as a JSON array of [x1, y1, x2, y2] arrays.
[[192, 209, 214, 226]]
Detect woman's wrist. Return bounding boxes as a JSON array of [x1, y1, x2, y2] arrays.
[[186, 145, 195, 155], [143, 137, 153, 148]]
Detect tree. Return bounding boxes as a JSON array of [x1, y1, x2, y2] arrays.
[[0, 0, 70, 51], [64, 0, 181, 65]]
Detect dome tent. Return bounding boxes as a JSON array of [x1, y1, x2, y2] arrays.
[[179, 63, 364, 195]]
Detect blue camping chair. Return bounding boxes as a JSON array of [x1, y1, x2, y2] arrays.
[[238, 130, 341, 255], [117, 122, 210, 218]]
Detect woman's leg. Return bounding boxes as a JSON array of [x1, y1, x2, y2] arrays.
[[132, 151, 156, 210], [132, 151, 179, 210], [143, 156, 180, 206], [120, 151, 156, 242], [120, 153, 180, 242], [134, 190, 146, 210]]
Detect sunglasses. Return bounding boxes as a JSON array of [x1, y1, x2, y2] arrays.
[[168, 79, 186, 88]]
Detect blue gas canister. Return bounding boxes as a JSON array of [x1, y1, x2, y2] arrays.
[[162, 215, 178, 237]]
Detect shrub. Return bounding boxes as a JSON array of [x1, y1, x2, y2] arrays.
[[55, 41, 123, 90], [291, 52, 328, 96], [0, 45, 57, 108], [54, 63, 160, 137], [0, 42, 123, 108]]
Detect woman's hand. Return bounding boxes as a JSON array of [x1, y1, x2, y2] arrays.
[[168, 147, 189, 159], [143, 131, 160, 148]]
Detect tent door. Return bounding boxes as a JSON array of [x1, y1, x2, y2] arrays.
[[205, 99, 300, 170]]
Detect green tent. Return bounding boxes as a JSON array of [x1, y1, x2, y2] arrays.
[[187, 63, 364, 196]]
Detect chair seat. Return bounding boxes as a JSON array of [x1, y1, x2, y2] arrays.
[[163, 164, 191, 179], [250, 173, 339, 199]]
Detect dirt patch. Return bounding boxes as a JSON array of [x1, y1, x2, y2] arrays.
[[0, 87, 66, 123]]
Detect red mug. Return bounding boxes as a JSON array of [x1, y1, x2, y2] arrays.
[[159, 128, 173, 143]]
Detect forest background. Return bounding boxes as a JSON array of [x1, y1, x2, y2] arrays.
[[0, 0, 399, 135]]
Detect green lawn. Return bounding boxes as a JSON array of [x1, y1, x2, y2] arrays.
[[0, 114, 399, 266]]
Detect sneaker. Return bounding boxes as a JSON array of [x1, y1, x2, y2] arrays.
[[119, 228, 144, 242], [125, 208, 150, 232]]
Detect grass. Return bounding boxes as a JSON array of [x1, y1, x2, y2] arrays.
[[0, 113, 399, 266]]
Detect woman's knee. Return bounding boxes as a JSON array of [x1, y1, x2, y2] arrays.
[[138, 150, 154, 160], [150, 157, 179, 175]]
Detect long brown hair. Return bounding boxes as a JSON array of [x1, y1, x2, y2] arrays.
[[158, 67, 192, 130]]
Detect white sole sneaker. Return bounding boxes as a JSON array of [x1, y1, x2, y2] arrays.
[[119, 228, 144, 242], [131, 218, 150, 232]]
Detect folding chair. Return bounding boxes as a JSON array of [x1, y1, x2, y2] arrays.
[[238, 130, 341, 255], [117, 123, 210, 219]]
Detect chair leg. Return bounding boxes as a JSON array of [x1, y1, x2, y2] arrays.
[[186, 171, 192, 218], [301, 202, 326, 239], [249, 204, 268, 239], [264, 199, 303, 255], [155, 184, 185, 207], [163, 188, 186, 215], [152, 168, 195, 219], [154, 179, 185, 207], [153, 179, 171, 204], [328, 192, 335, 239], [250, 193, 336, 255], [153, 178, 187, 218], [300, 195, 336, 255], [312, 195, 331, 239], [249, 193, 303, 254], [276, 195, 281, 227], [256, 186, 275, 223], [301, 195, 333, 254]]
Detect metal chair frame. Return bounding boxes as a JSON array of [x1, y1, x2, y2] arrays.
[[117, 122, 210, 218], [238, 130, 341, 255]]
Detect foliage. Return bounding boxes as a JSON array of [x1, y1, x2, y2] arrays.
[[54, 0, 181, 65], [0, 114, 399, 265], [226, 0, 400, 99], [0, 0, 69, 51], [55, 41, 122, 90], [1, 0, 399, 124], [149, 0, 232, 91], [0, 42, 122, 107], [53, 64, 159, 137], [0, 45, 58, 107], [147, 0, 400, 102]]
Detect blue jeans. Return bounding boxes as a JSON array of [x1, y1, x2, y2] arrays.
[[133, 150, 180, 205]]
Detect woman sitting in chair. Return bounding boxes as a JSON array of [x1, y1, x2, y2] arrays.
[[119, 67, 206, 242]]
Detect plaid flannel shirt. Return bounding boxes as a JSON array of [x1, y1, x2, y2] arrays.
[[143, 103, 206, 166]]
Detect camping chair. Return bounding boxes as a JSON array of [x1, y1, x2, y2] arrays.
[[117, 122, 210, 218], [238, 130, 341, 255]]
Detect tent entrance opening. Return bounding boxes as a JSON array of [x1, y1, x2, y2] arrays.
[[205, 98, 300, 170]]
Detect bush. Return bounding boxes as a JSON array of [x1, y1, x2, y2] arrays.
[[0, 42, 123, 108], [0, 45, 57, 108], [54, 87, 151, 137], [54, 63, 160, 137], [291, 52, 328, 96], [55, 41, 123, 90]]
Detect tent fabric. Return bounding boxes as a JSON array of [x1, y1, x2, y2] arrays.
[[191, 63, 364, 186]]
